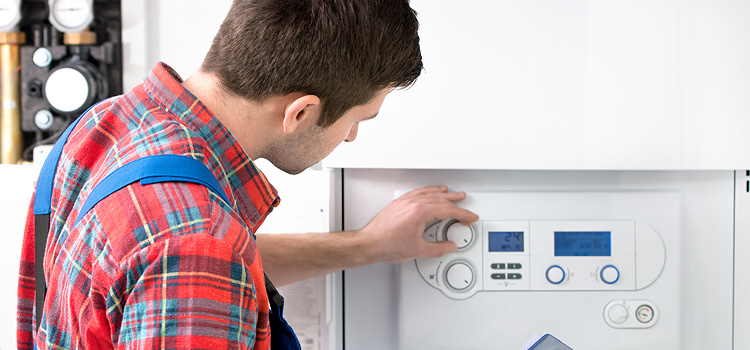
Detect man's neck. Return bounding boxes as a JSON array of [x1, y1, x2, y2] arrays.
[[181, 70, 274, 160]]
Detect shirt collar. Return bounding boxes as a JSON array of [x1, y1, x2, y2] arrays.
[[142, 62, 280, 231]]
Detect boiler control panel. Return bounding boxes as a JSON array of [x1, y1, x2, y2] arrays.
[[416, 219, 665, 300]]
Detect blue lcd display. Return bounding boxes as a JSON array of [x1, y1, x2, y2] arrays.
[[488, 231, 524, 252], [554, 231, 611, 256]]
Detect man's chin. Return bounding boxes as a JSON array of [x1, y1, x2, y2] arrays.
[[280, 167, 307, 175], [268, 160, 312, 175]]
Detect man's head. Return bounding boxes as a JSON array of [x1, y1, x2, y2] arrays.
[[201, 0, 423, 128]]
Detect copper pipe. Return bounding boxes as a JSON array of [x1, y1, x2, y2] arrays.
[[0, 31, 26, 164], [64, 31, 97, 46]]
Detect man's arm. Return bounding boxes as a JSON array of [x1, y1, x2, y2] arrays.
[[114, 234, 264, 348], [255, 186, 479, 286]]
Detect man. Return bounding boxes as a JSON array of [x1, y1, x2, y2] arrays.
[[17, 0, 478, 349]]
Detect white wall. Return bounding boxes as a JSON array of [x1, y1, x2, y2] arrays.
[[0, 165, 41, 350], [122, 0, 232, 89], [324, 0, 750, 170]]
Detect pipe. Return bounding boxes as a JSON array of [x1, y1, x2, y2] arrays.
[[0, 31, 26, 164]]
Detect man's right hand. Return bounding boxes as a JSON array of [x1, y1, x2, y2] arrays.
[[357, 185, 479, 264]]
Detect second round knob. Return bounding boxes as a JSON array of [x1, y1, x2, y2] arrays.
[[445, 262, 475, 291]]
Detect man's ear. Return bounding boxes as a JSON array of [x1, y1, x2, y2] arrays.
[[282, 94, 321, 134]]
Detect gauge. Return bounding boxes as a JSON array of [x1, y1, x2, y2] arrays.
[[0, 0, 22, 32], [45, 65, 97, 114], [48, 0, 93, 33]]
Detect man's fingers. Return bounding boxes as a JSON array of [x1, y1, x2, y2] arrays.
[[441, 191, 467, 202], [425, 240, 457, 258], [402, 185, 448, 198], [425, 203, 479, 225], [408, 191, 467, 205]]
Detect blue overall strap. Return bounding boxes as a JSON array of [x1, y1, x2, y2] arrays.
[[269, 294, 302, 350], [73, 155, 231, 226], [32, 110, 90, 333], [33, 107, 92, 216]]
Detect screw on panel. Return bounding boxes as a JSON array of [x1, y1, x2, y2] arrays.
[[34, 110, 54, 130]]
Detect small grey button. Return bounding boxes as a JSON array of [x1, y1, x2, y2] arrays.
[[508, 273, 522, 280], [491, 263, 506, 270], [491, 273, 506, 280]]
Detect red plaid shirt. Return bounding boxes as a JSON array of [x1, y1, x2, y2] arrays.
[[17, 63, 279, 350]]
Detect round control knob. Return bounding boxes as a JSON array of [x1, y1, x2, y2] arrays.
[[445, 222, 474, 250], [608, 304, 629, 324], [636, 305, 654, 323], [444, 261, 475, 291], [600, 265, 620, 285], [546, 265, 565, 285]]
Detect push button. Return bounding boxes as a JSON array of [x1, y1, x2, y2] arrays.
[[600, 265, 620, 285], [546, 265, 565, 284], [508, 273, 522, 280], [491, 263, 506, 270], [491, 273, 506, 280], [508, 263, 522, 269]]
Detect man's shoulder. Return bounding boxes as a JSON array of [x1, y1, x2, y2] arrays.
[[91, 179, 250, 257]]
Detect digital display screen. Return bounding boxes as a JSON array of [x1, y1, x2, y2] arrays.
[[488, 231, 524, 252], [554, 231, 611, 256]]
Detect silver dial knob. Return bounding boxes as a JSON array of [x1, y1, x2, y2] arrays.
[[444, 261, 475, 291], [608, 304, 629, 324], [444, 221, 474, 250]]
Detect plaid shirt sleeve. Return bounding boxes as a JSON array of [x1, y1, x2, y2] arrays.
[[103, 184, 263, 349], [112, 234, 259, 348]]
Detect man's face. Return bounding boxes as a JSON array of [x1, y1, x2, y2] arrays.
[[266, 88, 391, 174]]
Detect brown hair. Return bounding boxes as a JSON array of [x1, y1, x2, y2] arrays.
[[201, 0, 423, 127]]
